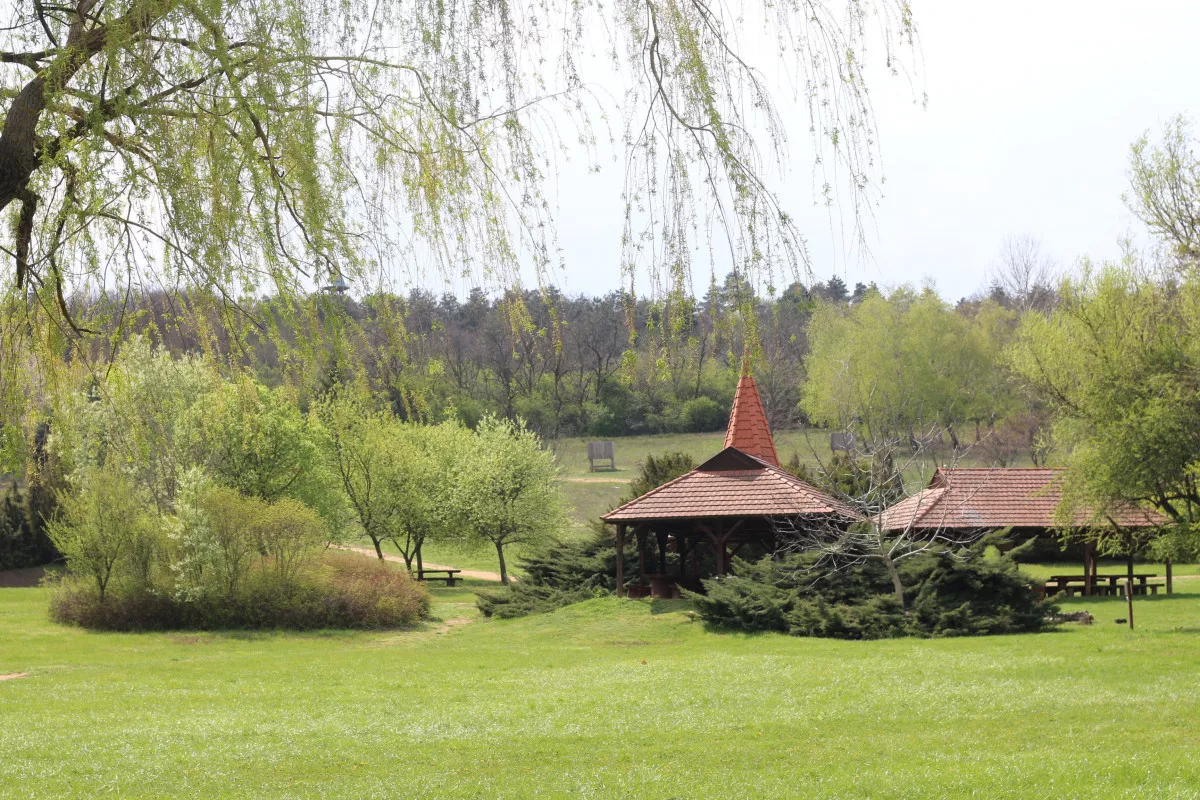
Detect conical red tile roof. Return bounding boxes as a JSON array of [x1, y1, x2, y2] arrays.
[[724, 372, 779, 467]]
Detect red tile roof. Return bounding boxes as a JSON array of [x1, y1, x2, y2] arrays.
[[602, 447, 858, 522], [876, 468, 1167, 532], [724, 372, 780, 467]]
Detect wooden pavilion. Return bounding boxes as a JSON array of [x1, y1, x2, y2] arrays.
[[877, 467, 1169, 594], [603, 371, 858, 598]]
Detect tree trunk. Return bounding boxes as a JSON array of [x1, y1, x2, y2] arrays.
[[495, 541, 509, 584], [416, 539, 425, 577], [371, 536, 384, 560], [881, 553, 904, 608], [1166, 558, 1173, 596]]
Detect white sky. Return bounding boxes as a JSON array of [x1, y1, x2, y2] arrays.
[[538, 0, 1200, 302]]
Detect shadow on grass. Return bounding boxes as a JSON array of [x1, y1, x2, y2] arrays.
[[648, 598, 693, 615]]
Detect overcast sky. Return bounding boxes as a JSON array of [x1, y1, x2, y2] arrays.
[[533, 0, 1200, 302]]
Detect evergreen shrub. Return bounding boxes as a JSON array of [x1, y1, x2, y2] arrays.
[[689, 549, 1052, 639]]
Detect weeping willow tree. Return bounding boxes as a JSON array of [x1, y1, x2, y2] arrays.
[[1, 0, 916, 472]]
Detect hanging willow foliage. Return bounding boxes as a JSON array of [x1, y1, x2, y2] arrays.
[[1, 0, 916, 472]]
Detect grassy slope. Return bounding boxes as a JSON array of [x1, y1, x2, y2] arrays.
[[2, 584, 1199, 798]]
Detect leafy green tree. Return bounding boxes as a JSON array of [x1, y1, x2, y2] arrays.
[[48, 469, 156, 602], [626, 451, 695, 501], [189, 376, 344, 526], [803, 288, 1006, 450], [451, 415, 568, 584], [386, 420, 472, 572], [55, 337, 217, 512], [1127, 116, 1200, 271], [1010, 262, 1200, 551], [312, 386, 405, 560]]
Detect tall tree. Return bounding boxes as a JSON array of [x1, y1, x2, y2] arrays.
[[450, 415, 567, 584], [1010, 261, 1200, 541]]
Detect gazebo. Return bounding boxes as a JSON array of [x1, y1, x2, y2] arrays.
[[603, 371, 858, 598], [877, 467, 1168, 594]]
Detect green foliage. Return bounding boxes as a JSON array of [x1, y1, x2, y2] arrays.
[[785, 451, 904, 507], [625, 451, 696, 501], [803, 290, 1017, 447], [475, 583, 606, 619], [674, 396, 728, 433], [47, 470, 159, 601], [689, 550, 1051, 639], [450, 415, 569, 583], [48, 552, 429, 631], [54, 338, 219, 512], [1010, 263, 1200, 555], [1127, 116, 1200, 270], [0, 482, 58, 570]]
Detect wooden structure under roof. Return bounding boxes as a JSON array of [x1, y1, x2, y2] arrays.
[[877, 467, 1168, 595], [603, 370, 858, 597]]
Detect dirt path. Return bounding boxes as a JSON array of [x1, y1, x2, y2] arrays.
[[0, 673, 29, 681], [334, 545, 511, 582]]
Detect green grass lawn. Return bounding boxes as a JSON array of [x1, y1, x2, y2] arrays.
[[2, 582, 1200, 798]]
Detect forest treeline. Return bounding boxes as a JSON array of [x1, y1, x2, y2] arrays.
[[32, 269, 1053, 454]]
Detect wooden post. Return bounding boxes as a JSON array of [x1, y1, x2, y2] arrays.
[[1166, 558, 1173, 596], [615, 524, 626, 598], [1125, 579, 1135, 630], [656, 530, 669, 575], [1089, 544, 1099, 594], [636, 528, 647, 581]]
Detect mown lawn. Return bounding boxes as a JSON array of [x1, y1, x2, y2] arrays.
[[2, 583, 1200, 798]]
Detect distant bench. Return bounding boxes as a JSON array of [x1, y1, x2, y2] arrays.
[[416, 568, 462, 586], [1045, 574, 1163, 598]]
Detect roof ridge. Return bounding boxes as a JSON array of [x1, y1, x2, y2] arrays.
[[940, 467, 1062, 472]]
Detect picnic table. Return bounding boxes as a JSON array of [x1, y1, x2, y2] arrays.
[[416, 568, 462, 587], [1044, 574, 1162, 598]]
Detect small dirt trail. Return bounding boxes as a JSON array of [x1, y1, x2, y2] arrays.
[[334, 545, 512, 582]]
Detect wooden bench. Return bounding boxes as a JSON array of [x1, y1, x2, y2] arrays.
[[416, 568, 462, 586]]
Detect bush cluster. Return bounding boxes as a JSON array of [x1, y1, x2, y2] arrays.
[[49, 553, 429, 631], [46, 471, 428, 631], [689, 549, 1052, 639]]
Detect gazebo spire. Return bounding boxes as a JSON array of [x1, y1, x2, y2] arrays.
[[724, 367, 780, 467]]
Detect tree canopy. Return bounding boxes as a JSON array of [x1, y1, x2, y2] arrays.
[[1, 0, 915, 346]]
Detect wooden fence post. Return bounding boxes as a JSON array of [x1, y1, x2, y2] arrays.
[[1125, 580, 1134, 631]]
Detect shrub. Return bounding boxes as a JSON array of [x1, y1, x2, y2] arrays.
[[48, 552, 429, 631], [906, 552, 1048, 636], [676, 396, 727, 432], [476, 582, 605, 619], [254, 499, 327, 585], [785, 595, 908, 640], [689, 550, 1053, 639]]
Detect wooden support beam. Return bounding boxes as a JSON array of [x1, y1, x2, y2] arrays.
[[655, 530, 669, 575], [636, 527, 647, 580], [615, 524, 626, 598]]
